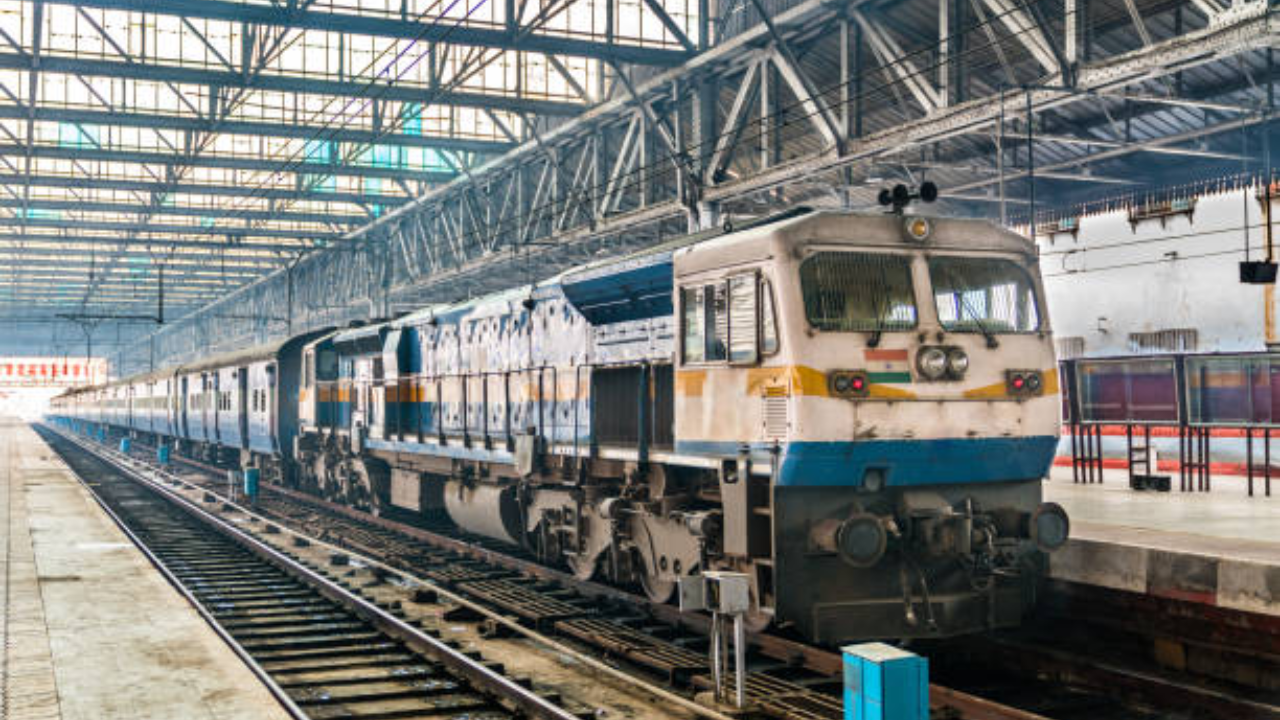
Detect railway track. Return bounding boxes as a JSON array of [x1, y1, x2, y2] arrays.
[[38, 427, 592, 720], [52, 422, 1259, 720]]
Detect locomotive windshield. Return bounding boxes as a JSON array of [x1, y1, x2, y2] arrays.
[[929, 256, 1040, 333], [799, 252, 917, 332]]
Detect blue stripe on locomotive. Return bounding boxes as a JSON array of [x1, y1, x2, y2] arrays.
[[674, 436, 1058, 486]]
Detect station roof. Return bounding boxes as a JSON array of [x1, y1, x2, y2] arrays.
[[0, 0, 697, 342]]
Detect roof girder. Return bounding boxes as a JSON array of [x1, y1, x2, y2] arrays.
[[0, 196, 367, 226], [0, 105, 514, 155], [0, 144, 457, 182], [0, 172, 413, 206], [0, 215, 337, 240], [0, 54, 588, 117], [46, 0, 692, 66], [0, 232, 310, 254]]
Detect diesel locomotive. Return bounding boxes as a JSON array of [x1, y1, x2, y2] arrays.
[[50, 208, 1069, 644]]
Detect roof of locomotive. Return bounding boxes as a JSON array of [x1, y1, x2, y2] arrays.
[[385, 207, 817, 330], [674, 210, 1036, 276]]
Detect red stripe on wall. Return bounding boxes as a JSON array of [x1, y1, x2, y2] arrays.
[[1052, 456, 1267, 477], [1066, 425, 1269, 438]]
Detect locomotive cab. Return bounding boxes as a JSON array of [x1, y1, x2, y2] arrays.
[[674, 211, 1068, 642]]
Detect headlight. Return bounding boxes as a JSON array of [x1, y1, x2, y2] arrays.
[[917, 347, 948, 380], [946, 348, 969, 376]]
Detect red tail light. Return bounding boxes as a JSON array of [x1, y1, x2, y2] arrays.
[[1007, 370, 1043, 396]]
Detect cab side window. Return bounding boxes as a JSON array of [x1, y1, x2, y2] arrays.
[[761, 278, 779, 355], [728, 275, 757, 363], [682, 273, 779, 365], [681, 286, 706, 364]]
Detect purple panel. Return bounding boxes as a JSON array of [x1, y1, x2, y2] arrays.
[[1186, 355, 1280, 427], [1191, 358, 1250, 425], [1270, 365, 1280, 425], [1129, 369, 1178, 422], [1078, 359, 1177, 424], [1251, 364, 1274, 424], [1079, 368, 1126, 422]]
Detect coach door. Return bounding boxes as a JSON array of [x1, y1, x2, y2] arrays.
[[237, 367, 249, 449], [267, 364, 279, 452], [209, 371, 220, 440], [179, 376, 189, 438], [370, 356, 385, 439]]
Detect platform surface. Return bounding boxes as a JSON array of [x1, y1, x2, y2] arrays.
[[1, 418, 290, 720], [1044, 467, 1280, 616]]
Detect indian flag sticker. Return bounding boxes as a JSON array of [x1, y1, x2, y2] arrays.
[[864, 348, 913, 383]]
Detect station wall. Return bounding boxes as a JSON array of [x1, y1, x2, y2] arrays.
[[1037, 185, 1277, 358]]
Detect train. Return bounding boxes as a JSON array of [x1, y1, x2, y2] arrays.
[[49, 207, 1069, 644]]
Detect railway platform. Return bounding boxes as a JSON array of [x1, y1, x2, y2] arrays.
[[0, 417, 290, 720], [1044, 467, 1280, 617]]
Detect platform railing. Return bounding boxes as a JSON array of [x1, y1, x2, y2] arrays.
[[1061, 352, 1280, 497]]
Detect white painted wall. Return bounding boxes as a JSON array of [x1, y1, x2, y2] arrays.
[[1036, 186, 1276, 357]]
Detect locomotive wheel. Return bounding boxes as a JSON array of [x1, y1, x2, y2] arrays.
[[565, 553, 597, 581], [639, 570, 676, 604], [741, 608, 772, 633]]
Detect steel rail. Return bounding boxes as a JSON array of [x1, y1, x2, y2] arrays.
[[44, 425, 584, 720], [44, 433, 313, 720]]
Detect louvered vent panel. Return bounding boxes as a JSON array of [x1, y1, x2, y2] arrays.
[[763, 390, 789, 440]]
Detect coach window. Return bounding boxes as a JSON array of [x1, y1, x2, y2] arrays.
[[317, 348, 338, 381]]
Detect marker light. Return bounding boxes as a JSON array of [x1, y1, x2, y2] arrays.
[[1007, 370, 1044, 395], [903, 216, 932, 242], [833, 374, 853, 394], [828, 370, 871, 398]]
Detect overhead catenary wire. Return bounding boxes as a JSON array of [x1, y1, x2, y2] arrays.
[[1043, 239, 1276, 277]]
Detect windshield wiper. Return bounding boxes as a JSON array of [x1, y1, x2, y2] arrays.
[[867, 292, 886, 348], [954, 291, 999, 349], [939, 264, 999, 348]]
